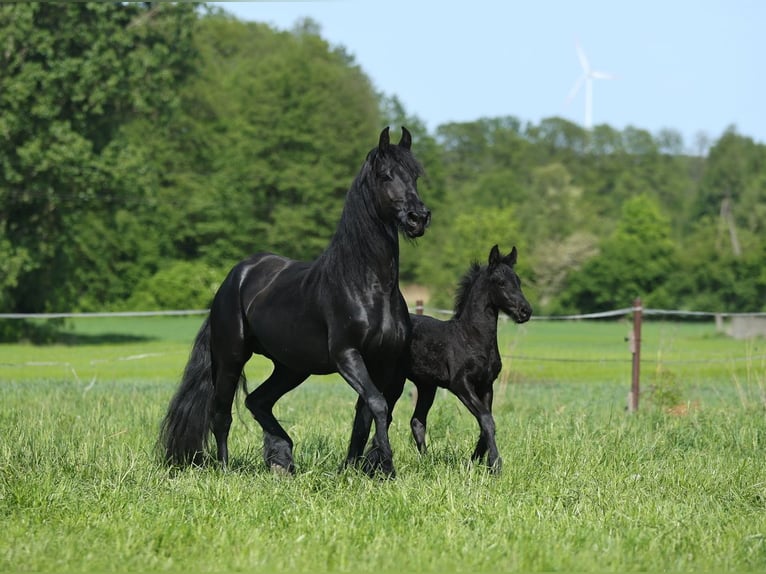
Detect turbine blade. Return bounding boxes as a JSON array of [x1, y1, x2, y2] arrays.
[[590, 70, 617, 80], [565, 75, 585, 103], [575, 39, 590, 73]]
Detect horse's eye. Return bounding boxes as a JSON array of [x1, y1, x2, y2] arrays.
[[379, 171, 394, 182]]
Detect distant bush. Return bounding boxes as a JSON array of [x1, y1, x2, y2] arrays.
[[124, 261, 224, 311]]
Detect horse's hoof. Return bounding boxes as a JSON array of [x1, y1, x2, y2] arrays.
[[489, 456, 503, 475], [338, 457, 363, 474], [270, 462, 295, 476], [362, 456, 396, 480], [364, 465, 396, 480]]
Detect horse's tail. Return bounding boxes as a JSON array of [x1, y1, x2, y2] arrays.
[[160, 316, 214, 466]]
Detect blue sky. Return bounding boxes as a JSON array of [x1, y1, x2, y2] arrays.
[[212, 1, 765, 150]]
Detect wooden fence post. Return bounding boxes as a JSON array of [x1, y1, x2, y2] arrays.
[[628, 297, 642, 412], [411, 300, 424, 406]]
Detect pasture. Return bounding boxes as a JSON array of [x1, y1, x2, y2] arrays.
[[1, 315, 765, 571]]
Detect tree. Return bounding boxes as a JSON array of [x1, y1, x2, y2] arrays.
[[0, 2, 198, 312], [696, 128, 766, 245], [557, 195, 677, 313], [381, 94, 446, 282], [150, 14, 383, 267], [667, 217, 766, 312], [415, 205, 527, 310]]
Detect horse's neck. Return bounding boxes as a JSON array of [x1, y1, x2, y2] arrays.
[[322, 188, 400, 288], [455, 277, 499, 340]]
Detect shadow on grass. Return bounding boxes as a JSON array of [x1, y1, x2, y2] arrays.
[[0, 319, 155, 345]]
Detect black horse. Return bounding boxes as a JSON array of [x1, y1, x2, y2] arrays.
[[160, 127, 430, 478], [407, 245, 531, 472]]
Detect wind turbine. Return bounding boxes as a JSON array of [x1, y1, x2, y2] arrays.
[[566, 39, 616, 129]]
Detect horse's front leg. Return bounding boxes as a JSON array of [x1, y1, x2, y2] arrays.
[[361, 367, 406, 475], [472, 413, 500, 472], [335, 348, 395, 478]]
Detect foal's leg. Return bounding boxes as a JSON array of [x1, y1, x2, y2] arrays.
[[245, 363, 308, 474], [457, 384, 502, 473], [335, 348, 395, 478], [410, 383, 437, 454]]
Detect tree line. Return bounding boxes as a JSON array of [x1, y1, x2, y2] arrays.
[[2, 3, 765, 338]]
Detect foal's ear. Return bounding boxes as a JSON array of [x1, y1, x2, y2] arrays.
[[378, 126, 391, 151], [488, 244, 501, 267], [505, 246, 518, 265], [398, 126, 412, 150]]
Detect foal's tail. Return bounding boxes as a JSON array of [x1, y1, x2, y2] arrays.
[[160, 316, 214, 466]]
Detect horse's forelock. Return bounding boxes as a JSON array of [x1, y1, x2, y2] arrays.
[[366, 142, 424, 180]]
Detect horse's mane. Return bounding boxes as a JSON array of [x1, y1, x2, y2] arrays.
[[453, 262, 483, 319], [324, 137, 424, 271]]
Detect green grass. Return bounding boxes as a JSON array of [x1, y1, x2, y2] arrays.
[[1, 317, 765, 571]]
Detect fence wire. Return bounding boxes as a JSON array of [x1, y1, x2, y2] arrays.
[[2, 306, 765, 369]]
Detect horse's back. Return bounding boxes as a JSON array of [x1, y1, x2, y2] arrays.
[[408, 313, 500, 392]]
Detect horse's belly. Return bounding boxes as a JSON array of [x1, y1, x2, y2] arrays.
[[248, 315, 334, 374], [254, 337, 334, 374]]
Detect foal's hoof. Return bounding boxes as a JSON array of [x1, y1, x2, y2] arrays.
[[270, 462, 295, 477], [488, 456, 503, 475]]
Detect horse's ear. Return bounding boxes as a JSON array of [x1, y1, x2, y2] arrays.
[[398, 126, 412, 150], [505, 246, 518, 265], [488, 244, 501, 267], [378, 126, 391, 151]]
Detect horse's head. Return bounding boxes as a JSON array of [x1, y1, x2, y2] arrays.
[[370, 126, 431, 238], [487, 245, 532, 323]]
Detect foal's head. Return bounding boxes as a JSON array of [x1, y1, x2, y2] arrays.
[[486, 245, 532, 323], [367, 126, 431, 238]]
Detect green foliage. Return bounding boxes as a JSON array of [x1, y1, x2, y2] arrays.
[[417, 205, 526, 310], [557, 195, 678, 313], [162, 15, 383, 265], [668, 225, 766, 312], [646, 365, 684, 410], [695, 128, 766, 231], [0, 2, 198, 314], [124, 261, 225, 311], [2, 5, 765, 319]]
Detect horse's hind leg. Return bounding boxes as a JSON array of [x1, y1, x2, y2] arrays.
[[410, 383, 437, 454], [211, 356, 248, 469], [245, 363, 307, 474], [342, 395, 373, 469]]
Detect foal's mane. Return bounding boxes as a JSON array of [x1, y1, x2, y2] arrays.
[[453, 262, 483, 319]]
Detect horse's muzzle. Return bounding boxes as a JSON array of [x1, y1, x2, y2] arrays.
[[515, 305, 533, 324], [404, 209, 431, 238]]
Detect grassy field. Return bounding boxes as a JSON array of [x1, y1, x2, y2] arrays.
[[1, 315, 765, 571]]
